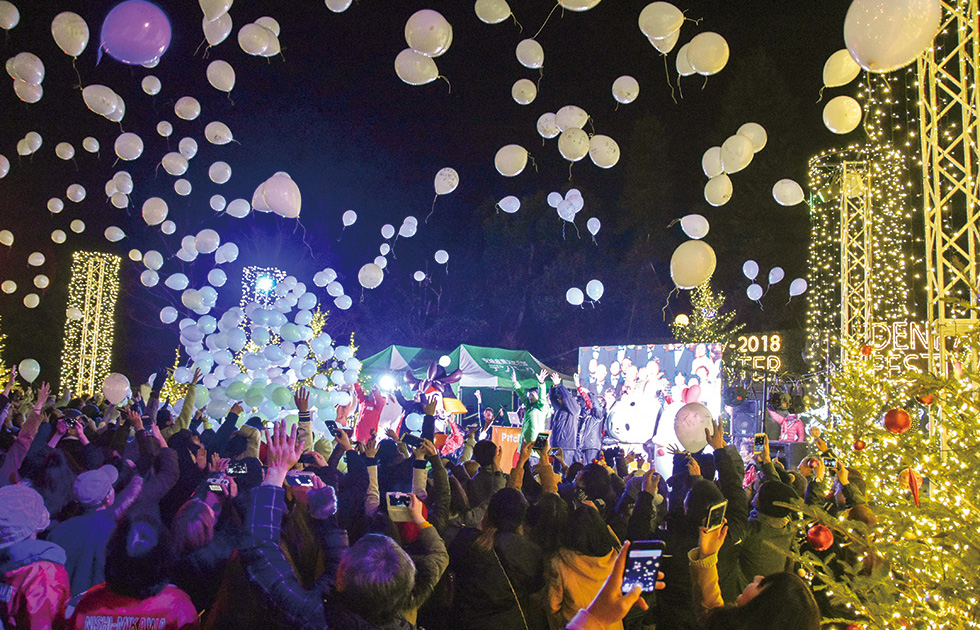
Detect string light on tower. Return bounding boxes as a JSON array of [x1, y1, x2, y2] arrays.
[[59, 252, 122, 395]]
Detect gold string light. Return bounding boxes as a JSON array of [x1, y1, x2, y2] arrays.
[[59, 252, 122, 396]]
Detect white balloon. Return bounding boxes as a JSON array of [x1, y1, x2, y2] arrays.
[[33, 274, 48, 289], [204, 121, 233, 145], [200, 0, 232, 22], [66, 184, 86, 202], [687, 32, 729, 75], [494, 144, 528, 177], [413, 270, 426, 282], [555, 105, 589, 131], [82, 85, 117, 117], [207, 60, 235, 92], [746, 283, 763, 301], [260, 172, 302, 218], [209, 161, 232, 184], [27, 252, 44, 266], [789, 278, 808, 297], [736, 122, 767, 153], [179, 137, 198, 159], [10, 52, 43, 84], [650, 29, 679, 54], [768, 267, 785, 285], [0, 154, 7, 178], [434, 167, 459, 195], [585, 279, 604, 301], [162, 152, 189, 176], [680, 214, 709, 239], [566, 287, 584, 306], [23, 293, 39, 309], [255, 16, 280, 37], [823, 48, 862, 87], [0, 1, 19, 30], [558, 0, 601, 11], [394, 48, 438, 85], [611, 75, 639, 104], [772, 179, 805, 206], [203, 12, 233, 46], [547, 192, 563, 208], [165, 273, 189, 291], [82, 137, 99, 153], [342, 210, 357, 226], [208, 268, 227, 287], [588, 134, 620, 168], [0, 280, 14, 293], [558, 128, 589, 162], [216, 242, 238, 263], [70, 220, 85, 233], [51, 229, 66, 243], [536, 112, 560, 139], [13, 80, 42, 103], [587, 217, 601, 236], [141, 75, 161, 95], [160, 306, 178, 324], [515, 38, 544, 69], [704, 174, 733, 206], [196, 229, 221, 254], [475, 0, 511, 23], [211, 195, 227, 211], [511, 78, 537, 105], [161, 221, 176, 235], [334, 295, 353, 310], [720, 134, 753, 174], [434, 250, 449, 265], [325, 0, 354, 12], [51, 12, 89, 57], [844, 0, 940, 73], [175, 179, 192, 196], [66, 306, 83, 320], [24, 131, 41, 153], [238, 23, 272, 55], [47, 198, 63, 214], [670, 240, 717, 289], [0, 230, 11, 246], [358, 263, 384, 289], [226, 199, 250, 218], [638, 1, 683, 40], [104, 226, 126, 242], [498, 195, 520, 213], [55, 142, 74, 160], [742, 260, 759, 280], [404, 9, 452, 57], [701, 146, 723, 178], [142, 198, 168, 226], [140, 269, 159, 287], [175, 96, 201, 121], [823, 96, 862, 134], [114, 133, 144, 161]]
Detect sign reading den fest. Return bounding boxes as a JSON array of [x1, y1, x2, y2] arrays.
[[578, 344, 724, 445], [870, 321, 937, 373]]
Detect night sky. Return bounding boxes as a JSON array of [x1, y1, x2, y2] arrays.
[[0, 0, 855, 381]]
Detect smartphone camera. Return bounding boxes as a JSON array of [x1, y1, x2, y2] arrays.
[[285, 472, 315, 487], [705, 500, 728, 532], [548, 447, 560, 457], [823, 458, 837, 470], [753, 433, 766, 454], [402, 434, 423, 448], [532, 432, 549, 450], [226, 461, 248, 475]]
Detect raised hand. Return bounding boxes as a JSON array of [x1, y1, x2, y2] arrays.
[[3, 366, 16, 396], [642, 469, 661, 495], [583, 541, 656, 627], [126, 408, 144, 431], [190, 368, 203, 385], [705, 420, 726, 450], [263, 420, 305, 486], [698, 520, 729, 558], [294, 387, 310, 413], [549, 372, 560, 385], [686, 454, 701, 477], [385, 427, 400, 442], [334, 426, 353, 452], [33, 382, 50, 413], [364, 434, 379, 459]]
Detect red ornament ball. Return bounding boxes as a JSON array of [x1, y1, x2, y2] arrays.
[[916, 393, 934, 405], [898, 467, 923, 491], [860, 345, 873, 356], [853, 439, 866, 451], [884, 408, 912, 434], [806, 523, 834, 551], [845, 625, 865, 630]]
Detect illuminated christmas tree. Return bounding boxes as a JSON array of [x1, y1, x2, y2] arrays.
[[670, 281, 744, 346], [787, 337, 980, 629]]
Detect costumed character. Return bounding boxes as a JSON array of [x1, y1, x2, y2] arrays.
[[404, 361, 466, 455], [606, 375, 665, 448], [511, 368, 549, 444]]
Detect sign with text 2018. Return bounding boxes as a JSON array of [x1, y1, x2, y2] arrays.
[[870, 321, 937, 373]]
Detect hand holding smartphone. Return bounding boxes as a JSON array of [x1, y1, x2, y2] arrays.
[[704, 500, 728, 532], [402, 433, 424, 448], [621, 540, 665, 594], [753, 433, 766, 454], [532, 431, 550, 450], [387, 492, 413, 522], [285, 471, 316, 487]]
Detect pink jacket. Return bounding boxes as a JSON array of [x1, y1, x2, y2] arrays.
[[0, 540, 70, 630], [767, 410, 805, 442], [66, 584, 199, 630]]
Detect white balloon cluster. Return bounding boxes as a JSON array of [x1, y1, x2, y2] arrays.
[[252, 172, 302, 218], [701, 122, 766, 206], [547, 188, 585, 223], [239, 16, 281, 57], [566, 279, 604, 306], [474, 0, 512, 24], [395, 9, 452, 86], [6, 51, 43, 103], [638, 2, 683, 54], [15, 131, 41, 156], [741, 260, 807, 303], [82, 84, 125, 122]]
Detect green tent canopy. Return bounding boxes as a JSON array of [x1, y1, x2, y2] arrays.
[[358, 345, 448, 382]]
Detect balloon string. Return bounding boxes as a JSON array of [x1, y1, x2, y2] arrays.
[[591, 235, 597, 246], [529, 155, 539, 173], [425, 196, 437, 223], [567, 161, 574, 181], [533, 2, 562, 39], [666, 218, 679, 228], [662, 287, 679, 321], [439, 75, 452, 94], [701, 75, 708, 90], [663, 55, 677, 104], [226, 93, 235, 107], [194, 38, 207, 57], [338, 225, 346, 242], [676, 73, 684, 100], [71, 57, 82, 90], [572, 221, 580, 240], [511, 12, 524, 33], [816, 85, 825, 104], [536, 67, 544, 92]]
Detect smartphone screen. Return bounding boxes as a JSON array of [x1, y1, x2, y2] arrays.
[[402, 434, 423, 448], [532, 432, 549, 450], [621, 541, 665, 594], [823, 458, 837, 470], [548, 447, 560, 457], [285, 473, 315, 487], [387, 492, 413, 522], [227, 461, 247, 475], [208, 483, 225, 493], [753, 433, 766, 454], [325, 420, 341, 437], [705, 500, 728, 531]]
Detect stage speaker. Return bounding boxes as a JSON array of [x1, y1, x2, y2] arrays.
[[769, 441, 809, 471], [731, 400, 758, 438]]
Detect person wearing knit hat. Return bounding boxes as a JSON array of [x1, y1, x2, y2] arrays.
[[48, 465, 122, 596], [739, 478, 801, 581], [0, 485, 71, 630]]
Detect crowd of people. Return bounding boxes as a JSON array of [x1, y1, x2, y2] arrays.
[[0, 362, 874, 630]]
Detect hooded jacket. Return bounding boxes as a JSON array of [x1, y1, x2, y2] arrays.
[[0, 538, 70, 630], [548, 385, 580, 454], [545, 548, 620, 630]]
